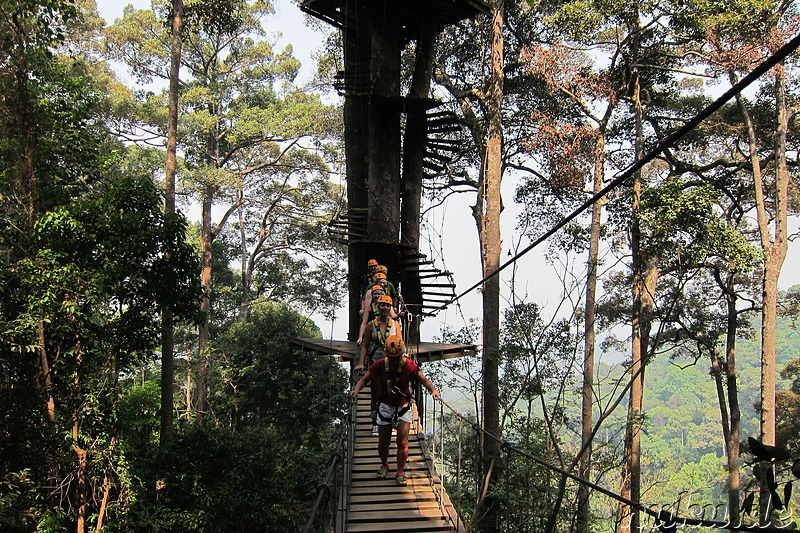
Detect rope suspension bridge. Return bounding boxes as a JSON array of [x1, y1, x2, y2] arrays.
[[296, 32, 800, 530], [303, 373, 800, 533], [292, 0, 800, 527]]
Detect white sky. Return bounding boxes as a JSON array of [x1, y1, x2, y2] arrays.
[[94, 1, 800, 346]]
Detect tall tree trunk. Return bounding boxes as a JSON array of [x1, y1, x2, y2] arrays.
[[473, 0, 503, 530], [195, 88, 222, 426], [400, 23, 437, 346], [400, 21, 436, 252], [759, 62, 789, 524], [72, 338, 87, 533], [723, 273, 741, 524], [577, 133, 607, 532], [37, 319, 56, 423], [196, 190, 213, 426], [730, 62, 789, 523], [343, 22, 370, 341], [618, 63, 644, 533], [160, 0, 183, 459], [237, 188, 251, 322]]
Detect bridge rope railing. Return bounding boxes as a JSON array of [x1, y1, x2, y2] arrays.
[[303, 374, 359, 533], [414, 388, 466, 532], [423, 396, 800, 533]]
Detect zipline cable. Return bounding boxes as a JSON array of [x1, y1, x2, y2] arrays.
[[433, 31, 800, 313], [436, 397, 799, 532]]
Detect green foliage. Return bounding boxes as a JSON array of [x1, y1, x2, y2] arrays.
[[115, 423, 336, 533], [0, 171, 201, 528], [113, 301, 348, 532], [639, 178, 760, 270], [214, 300, 347, 430], [671, 0, 780, 41]]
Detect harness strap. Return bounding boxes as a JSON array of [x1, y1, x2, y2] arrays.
[[376, 404, 412, 427], [373, 317, 395, 344], [384, 356, 406, 404]]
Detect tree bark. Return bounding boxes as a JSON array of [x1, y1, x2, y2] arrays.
[[758, 62, 789, 524], [577, 133, 606, 531], [160, 0, 182, 458], [366, 9, 401, 245], [473, 0, 504, 530], [723, 275, 741, 524], [618, 63, 645, 533], [400, 22, 437, 346], [343, 21, 370, 341], [730, 62, 789, 523], [72, 338, 87, 533], [196, 189, 213, 426], [237, 187, 251, 322]]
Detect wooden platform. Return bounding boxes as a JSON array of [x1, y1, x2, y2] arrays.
[[291, 338, 476, 363], [345, 389, 464, 532]]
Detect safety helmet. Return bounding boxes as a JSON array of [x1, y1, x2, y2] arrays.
[[377, 294, 393, 306], [373, 272, 387, 280], [375, 265, 388, 274], [367, 259, 378, 267], [371, 285, 385, 294], [385, 335, 405, 357]]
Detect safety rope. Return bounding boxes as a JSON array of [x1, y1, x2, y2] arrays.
[[434, 397, 800, 533]]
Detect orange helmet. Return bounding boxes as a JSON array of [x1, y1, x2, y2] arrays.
[[375, 265, 388, 274], [367, 259, 378, 267], [373, 272, 387, 280], [371, 285, 385, 294], [385, 335, 405, 357], [377, 294, 393, 306]]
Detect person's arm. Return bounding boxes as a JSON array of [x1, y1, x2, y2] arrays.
[[360, 291, 372, 316], [357, 294, 372, 341], [416, 370, 440, 400], [354, 322, 372, 370], [350, 369, 373, 397]]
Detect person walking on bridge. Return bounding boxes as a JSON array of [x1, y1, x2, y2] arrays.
[[355, 294, 400, 371], [350, 335, 440, 486]]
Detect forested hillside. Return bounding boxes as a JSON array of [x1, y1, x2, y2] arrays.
[[612, 308, 800, 510]]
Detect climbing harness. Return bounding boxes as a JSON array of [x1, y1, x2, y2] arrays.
[[376, 356, 412, 427], [374, 316, 396, 344]]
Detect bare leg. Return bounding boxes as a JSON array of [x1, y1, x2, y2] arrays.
[[378, 422, 392, 471], [395, 419, 410, 476]]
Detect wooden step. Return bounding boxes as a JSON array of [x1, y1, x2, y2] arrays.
[[347, 520, 453, 532]]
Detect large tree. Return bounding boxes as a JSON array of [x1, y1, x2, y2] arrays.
[[104, 0, 341, 424], [671, 0, 799, 522]]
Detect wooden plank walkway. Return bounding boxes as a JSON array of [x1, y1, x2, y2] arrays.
[[345, 388, 464, 533]]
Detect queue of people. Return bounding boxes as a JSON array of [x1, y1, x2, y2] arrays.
[[351, 258, 440, 486]]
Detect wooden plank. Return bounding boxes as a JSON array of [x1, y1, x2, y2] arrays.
[[347, 520, 452, 533], [291, 338, 476, 361], [348, 490, 438, 501], [349, 486, 437, 497], [349, 509, 446, 522], [350, 501, 440, 512]]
